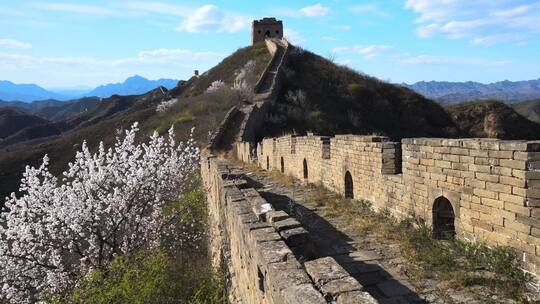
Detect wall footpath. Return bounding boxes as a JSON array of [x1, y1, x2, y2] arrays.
[[201, 152, 376, 303], [235, 135, 540, 275]]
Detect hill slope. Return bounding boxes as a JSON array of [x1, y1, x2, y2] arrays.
[[0, 43, 271, 202], [0, 108, 50, 139], [446, 100, 540, 139], [0, 42, 538, 203], [512, 99, 540, 124], [264, 48, 459, 139], [34, 97, 100, 122], [403, 79, 540, 104]]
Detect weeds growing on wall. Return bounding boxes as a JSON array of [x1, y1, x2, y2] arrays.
[[313, 185, 534, 302]]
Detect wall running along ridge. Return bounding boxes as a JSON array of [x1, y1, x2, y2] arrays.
[[234, 135, 540, 276], [207, 38, 289, 151], [201, 154, 377, 303]]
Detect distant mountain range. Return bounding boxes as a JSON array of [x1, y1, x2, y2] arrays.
[[0, 75, 179, 102], [403, 79, 540, 104], [86, 75, 178, 98]]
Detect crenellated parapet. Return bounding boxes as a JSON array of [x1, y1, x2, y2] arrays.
[[201, 152, 377, 303], [236, 135, 540, 275]]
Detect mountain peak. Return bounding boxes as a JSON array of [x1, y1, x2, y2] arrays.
[[125, 75, 148, 82]]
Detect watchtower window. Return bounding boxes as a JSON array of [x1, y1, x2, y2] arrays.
[[267, 156, 269, 170], [303, 159, 308, 179], [433, 197, 455, 239], [276, 30, 279, 34], [258, 30, 261, 34], [280, 157, 284, 173], [344, 171, 353, 199], [265, 30, 271, 37]]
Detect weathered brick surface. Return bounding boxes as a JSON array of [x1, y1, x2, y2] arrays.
[[202, 154, 353, 303], [235, 136, 540, 275]]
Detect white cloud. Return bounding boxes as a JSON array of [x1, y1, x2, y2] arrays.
[[332, 45, 393, 58], [321, 36, 337, 41], [404, 0, 540, 45], [400, 54, 512, 66], [336, 25, 352, 31], [123, 2, 190, 16], [284, 29, 306, 45], [0, 39, 31, 49], [0, 48, 227, 86], [137, 49, 224, 61], [176, 5, 249, 33], [32, 3, 117, 16], [299, 3, 330, 17], [350, 4, 390, 18]]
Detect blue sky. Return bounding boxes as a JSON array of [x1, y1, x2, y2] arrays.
[[0, 0, 539, 88]]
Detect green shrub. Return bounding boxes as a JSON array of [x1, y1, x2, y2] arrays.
[[174, 114, 195, 124], [51, 249, 226, 304], [346, 83, 364, 95]]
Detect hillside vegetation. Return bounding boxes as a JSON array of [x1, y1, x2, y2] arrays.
[[512, 99, 540, 124], [264, 48, 459, 139], [446, 100, 540, 139], [0, 43, 271, 201], [404, 79, 540, 103], [1, 42, 538, 201]]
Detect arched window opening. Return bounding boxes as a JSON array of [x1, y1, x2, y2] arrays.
[[433, 197, 456, 239], [280, 157, 284, 173], [267, 156, 269, 170], [265, 30, 271, 37], [303, 159, 308, 179], [344, 171, 353, 199]]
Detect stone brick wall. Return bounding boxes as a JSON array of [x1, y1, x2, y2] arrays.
[[235, 135, 540, 275], [201, 152, 374, 303]]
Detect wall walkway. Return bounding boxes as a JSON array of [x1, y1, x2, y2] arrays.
[[235, 135, 540, 275]]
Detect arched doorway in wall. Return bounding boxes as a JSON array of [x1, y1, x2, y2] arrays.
[[267, 156, 270, 170], [303, 159, 308, 179], [433, 196, 456, 239], [344, 171, 353, 199], [280, 157, 284, 173], [265, 30, 271, 38]]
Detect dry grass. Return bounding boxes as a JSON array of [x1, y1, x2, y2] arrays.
[[307, 183, 534, 303], [234, 165, 534, 301]]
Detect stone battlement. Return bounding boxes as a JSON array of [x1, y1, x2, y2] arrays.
[[201, 154, 377, 303], [235, 135, 540, 275]]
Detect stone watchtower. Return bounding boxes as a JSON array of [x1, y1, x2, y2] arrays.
[[252, 18, 283, 45]]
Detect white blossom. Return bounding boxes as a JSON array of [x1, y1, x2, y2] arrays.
[[156, 98, 179, 113], [232, 60, 256, 98], [206, 80, 226, 93], [0, 123, 199, 303]]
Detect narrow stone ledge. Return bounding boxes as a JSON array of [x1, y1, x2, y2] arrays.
[[267, 261, 311, 293], [279, 226, 310, 248], [272, 217, 302, 232], [251, 227, 282, 244], [224, 187, 244, 201], [335, 290, 378, 304], [304, 257, 350, 286], [256, 240, 295, 265], [280, 284, 326, 304], [266, 210, 289, 223], [320, 276, 363, 301]]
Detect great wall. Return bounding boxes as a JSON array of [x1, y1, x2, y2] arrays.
[[202, 18, 540, 303]]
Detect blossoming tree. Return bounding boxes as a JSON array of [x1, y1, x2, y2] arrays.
[[0, 123, 199, 303]]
